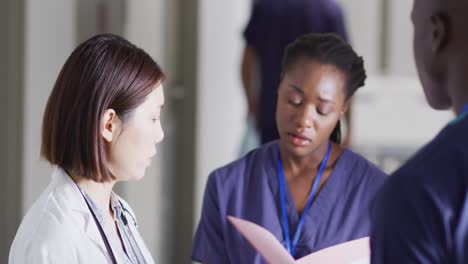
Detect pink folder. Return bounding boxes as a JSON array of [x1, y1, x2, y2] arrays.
[[228, 216, 370, 264]]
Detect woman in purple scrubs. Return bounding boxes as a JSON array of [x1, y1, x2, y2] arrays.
[[192, 33, 387, 263]]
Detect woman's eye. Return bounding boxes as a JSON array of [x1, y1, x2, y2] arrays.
[[287, 98, 302, 106], [317, 107, 331, 116], [152, 117, 160, 122]]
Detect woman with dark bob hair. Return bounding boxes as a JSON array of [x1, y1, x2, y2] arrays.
[[9, 34, 165, 264]]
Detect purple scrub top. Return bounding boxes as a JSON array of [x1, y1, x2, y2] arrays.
[[192, 141, 387, 263]]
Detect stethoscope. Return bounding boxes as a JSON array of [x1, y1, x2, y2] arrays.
[[77, 185, 119, 264], [75, 184, 142, 264], [119, 201, 138, 229]]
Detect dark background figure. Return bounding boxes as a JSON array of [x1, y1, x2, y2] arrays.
[[370, 0, 468, 263], [241, 0, 349, 145]]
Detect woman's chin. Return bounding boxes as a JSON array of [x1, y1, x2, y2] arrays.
[[133, 171, 147, 181], [123, 169, 147, 182]]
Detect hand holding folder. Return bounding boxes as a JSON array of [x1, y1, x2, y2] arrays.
[[228, 216, 369, 264]]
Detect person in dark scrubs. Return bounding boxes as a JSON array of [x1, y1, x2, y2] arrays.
[[370, 0, 468, 263], [192, 33, 387, 263]]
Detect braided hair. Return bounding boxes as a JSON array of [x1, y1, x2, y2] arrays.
[[281, 33, 366, 144]]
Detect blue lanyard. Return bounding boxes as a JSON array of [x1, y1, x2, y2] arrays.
[[277, 141, 332, 257]]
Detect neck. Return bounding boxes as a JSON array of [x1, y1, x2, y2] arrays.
[[447, 54, 468, 115], [279, 141, 330, 179], [71, 174, 116, 212], [452, 98, 468, 116]]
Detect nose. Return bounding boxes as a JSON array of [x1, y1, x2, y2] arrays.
[[155, 122, 164, 144], [294, 104, 315, 129]]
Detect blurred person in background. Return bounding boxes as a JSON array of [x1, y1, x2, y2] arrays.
[[9, 33, 165, 264], [240, 0, 351, 153], [192, 33, 386, 264]]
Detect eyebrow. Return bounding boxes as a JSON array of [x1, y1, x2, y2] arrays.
[[318, 97, 335, 104], [289, 84, 336, 104], [289, 84, 304, 94]]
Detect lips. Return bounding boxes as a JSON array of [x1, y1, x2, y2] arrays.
[[145, 155, 155, 167], [144, 159, 152, 167], [287, 132, 312, 146]]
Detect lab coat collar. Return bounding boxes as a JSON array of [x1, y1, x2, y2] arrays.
[[50, 167, 114, 262]]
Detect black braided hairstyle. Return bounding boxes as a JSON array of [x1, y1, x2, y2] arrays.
[[281, 33, 366, 144]]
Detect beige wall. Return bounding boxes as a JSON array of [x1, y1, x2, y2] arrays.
[[194, 0, 251, 223]]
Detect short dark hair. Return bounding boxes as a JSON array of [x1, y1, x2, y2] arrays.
[[41, 33, 165, 182], [281, 33, 366, 144]]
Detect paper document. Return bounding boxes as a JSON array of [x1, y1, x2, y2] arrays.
[[227, 216, 370, 264]]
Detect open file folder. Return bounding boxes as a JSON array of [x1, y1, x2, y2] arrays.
[[228, 216, 369, 264]]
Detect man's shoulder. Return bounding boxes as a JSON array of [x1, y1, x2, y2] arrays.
[[376, 121, 468, 210]]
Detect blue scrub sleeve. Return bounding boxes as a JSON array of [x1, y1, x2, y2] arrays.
[[192, 171, 230, 263]]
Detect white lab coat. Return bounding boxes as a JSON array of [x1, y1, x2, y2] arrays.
[[9, 167, 155, 264]]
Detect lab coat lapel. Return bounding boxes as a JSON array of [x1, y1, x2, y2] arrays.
[[127, 221, 155, 264], [51, 168, 115, 262]]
